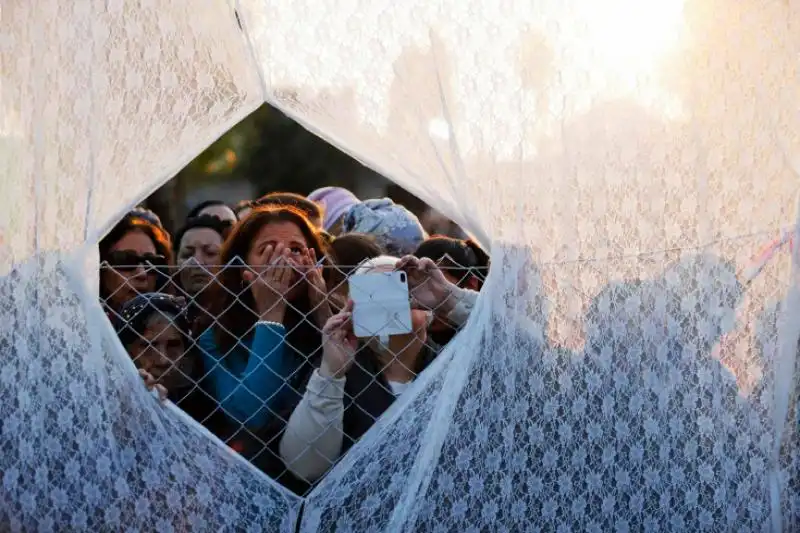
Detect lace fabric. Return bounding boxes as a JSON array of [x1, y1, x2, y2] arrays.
[[303, 245, 796, 532], [0, 0, 263, 268], [3, 0, 800, 531], [0, 254, 300, 531], [1, 2, 299, 531]]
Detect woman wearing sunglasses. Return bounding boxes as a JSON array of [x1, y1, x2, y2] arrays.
[[99, 213, 173, 314]]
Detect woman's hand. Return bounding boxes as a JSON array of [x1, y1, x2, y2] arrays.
[[319, 301, 358, 378], [139, 369, 168, 402], [243, 243, 294, 323], [396, 256, 459, 316], [303, 248, 333, 326]]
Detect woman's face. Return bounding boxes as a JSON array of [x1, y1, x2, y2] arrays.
[[245, 221, 310, 300], [177, 227, 223, 296], [102, 230, 159, 309], [126, 314, 193, 392]]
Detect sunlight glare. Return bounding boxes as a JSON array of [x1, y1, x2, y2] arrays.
[[428, 117, 451, 140], [582, 0, 686, 79]]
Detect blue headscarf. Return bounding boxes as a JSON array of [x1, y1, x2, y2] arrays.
[[343, 198, 428, 256]]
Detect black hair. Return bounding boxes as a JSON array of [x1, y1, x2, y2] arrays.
[[187, 200, 233, 220], [328, 233, 384, 274], [100, 214, 173, 262], [325, 233, 385, 295], [173, 215, 233, 254], [414, 236, 490, 286]]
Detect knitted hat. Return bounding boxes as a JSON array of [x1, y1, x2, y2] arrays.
[[342, 198, 428, 256], [307, 187, 360, 231]]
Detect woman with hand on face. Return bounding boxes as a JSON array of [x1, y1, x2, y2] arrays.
[[197, 207, 332, 436]]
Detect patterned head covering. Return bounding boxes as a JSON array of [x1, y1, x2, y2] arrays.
[[343, 198, 428, 256], [113, 292, 190, 346]]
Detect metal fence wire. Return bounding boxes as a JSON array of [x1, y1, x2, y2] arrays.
[[100, 262, 484, 495]]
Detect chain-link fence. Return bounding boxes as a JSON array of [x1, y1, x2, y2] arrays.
[[100, 260, 485, 495], [99, 242, 796, 502]]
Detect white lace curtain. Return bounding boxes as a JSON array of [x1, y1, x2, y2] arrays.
[[2, 1, 799, 531]]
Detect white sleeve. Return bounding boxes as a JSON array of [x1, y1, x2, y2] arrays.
[[446, 287, 479, 326], [279, 369, 347, 482]]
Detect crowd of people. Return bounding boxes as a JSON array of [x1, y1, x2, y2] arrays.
[[99, 187, 490, 493], [88, 178, 800, 533]]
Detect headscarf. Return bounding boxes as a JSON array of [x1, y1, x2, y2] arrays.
[[307, 186, 360, 230], [113, 292, 190, 346], [343, 198, 428, 256]]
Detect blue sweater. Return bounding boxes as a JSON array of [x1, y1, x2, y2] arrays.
[[197, 322, 297, 429]]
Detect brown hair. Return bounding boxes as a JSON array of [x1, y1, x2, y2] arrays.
[[99, 214, 173, 299], [254, 192, 324, 226], [326, 233, 384, 293], [211, 206, 330, 356]]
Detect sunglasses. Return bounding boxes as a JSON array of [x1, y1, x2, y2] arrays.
[[104, 250, 167, 271]]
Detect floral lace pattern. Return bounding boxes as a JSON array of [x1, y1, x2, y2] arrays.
[[301, 249, 796, 532], [0, 255, 300, 531], [1, 0, 262, 268]]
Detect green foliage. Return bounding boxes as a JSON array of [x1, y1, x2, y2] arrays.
[[177, 104, 369, 195], [237, 104, 368, 196], [146, 103, 384, 233]]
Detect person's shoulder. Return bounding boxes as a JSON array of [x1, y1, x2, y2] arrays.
[[195, 326, 219, 354]]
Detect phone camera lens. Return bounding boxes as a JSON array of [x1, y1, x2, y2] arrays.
[[400, 273, 406, 283]]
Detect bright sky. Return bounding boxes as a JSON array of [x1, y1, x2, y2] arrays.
[[249, 0, 688, 159]]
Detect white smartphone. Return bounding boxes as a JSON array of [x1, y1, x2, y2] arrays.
[[348, 271, 413, 338]]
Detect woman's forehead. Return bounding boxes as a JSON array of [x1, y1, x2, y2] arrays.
[[253, 221, 306, 243], [112, 229, 156, 253], [143, 312, 178, 332], [181, 227, 222, 248]]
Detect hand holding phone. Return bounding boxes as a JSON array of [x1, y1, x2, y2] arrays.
[[320, 301, 359, 378], [348, 271, 413, 338], [396, 255, 456, 315]]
